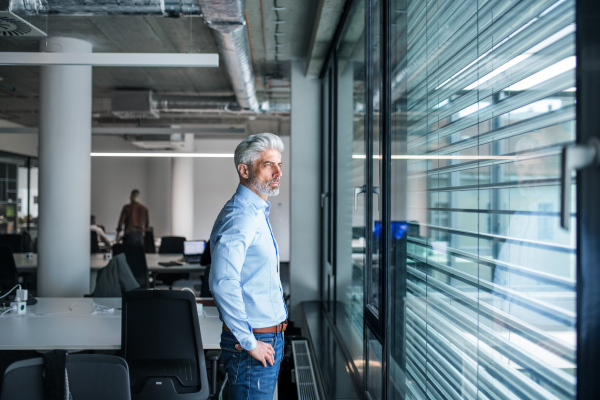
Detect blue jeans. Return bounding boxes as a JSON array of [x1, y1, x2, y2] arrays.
[[220, 329, 284, 400]]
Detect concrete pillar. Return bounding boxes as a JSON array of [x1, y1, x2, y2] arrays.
[[171, 134, 195, 239], [37, 37, 92, 297], [290, 60, 321, 318]]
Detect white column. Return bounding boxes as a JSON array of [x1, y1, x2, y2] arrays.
[[171, 134, 195, 239], [290, 60, 321, 317], [37, 37, 92, 297]]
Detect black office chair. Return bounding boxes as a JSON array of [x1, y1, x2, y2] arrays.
[[144, 228, 156, 253], [91, 230, 101, 253], [159, 236, 186, 254], [121, 290, 210, 400], [199, 240, 211, 266], [0, 233, 34, 253], [0, 244, 18, 295], [195, 240, 212, 297], [112, 243, 150, 288], [0, 354, 131, 400], [156, 236, 187, 288]]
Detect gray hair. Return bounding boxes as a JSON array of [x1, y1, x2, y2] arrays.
[[234, 133, 284, 170]]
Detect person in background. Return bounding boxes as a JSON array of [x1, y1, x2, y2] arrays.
[[209, 133, 287, 400], [91, 215, 113, 248], [116, 189, 149, 247]]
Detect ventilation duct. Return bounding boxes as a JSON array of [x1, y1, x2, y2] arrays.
[[111, 91, 241, 118], [112, 91, 159, 120], [154, 94, 240, 113], [198, 0, 259, 111], [1, 0, 201, 17], [0, 0, 46, 37], [129, 133, 186, 150], [5, 0, 259, 111]]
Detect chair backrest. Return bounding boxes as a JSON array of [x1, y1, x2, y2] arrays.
[[144, 228, 156, 253], [199, 264, 212, 298], [0, 354, 131, 400], [91, 230, 101, 253], [121, 290, 209, 400], [0, 244, 18, 294], [199, 240, 211, 266], [112, 243, 149, 288], [159, 236, 186, 254], [0, 233, 33, 253]]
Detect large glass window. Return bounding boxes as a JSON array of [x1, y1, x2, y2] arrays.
[[333, 0, 368, 380], [0, 151, 38, 239], [390, 0, 576, 398]]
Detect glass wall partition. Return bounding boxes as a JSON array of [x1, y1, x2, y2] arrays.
[[391, 0, 577, 398], [318, 0, 593, 398], [331, 0, 368, 381]]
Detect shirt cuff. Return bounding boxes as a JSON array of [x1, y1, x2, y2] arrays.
[[239, 334, 257, 351]]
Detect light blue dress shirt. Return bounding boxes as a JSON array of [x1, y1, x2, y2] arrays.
[[209, 184, 288, 351]]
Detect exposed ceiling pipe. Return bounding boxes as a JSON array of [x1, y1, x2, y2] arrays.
[[4, 0, 259, 111], [154, 94, 240, 112], [2, 0, 201, 17], [198, 0, 259, 111]]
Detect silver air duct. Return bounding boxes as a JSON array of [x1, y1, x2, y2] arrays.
[[4, 0, 259, 111], [198, 0, 259, 111], [2, 0, 201, 17]]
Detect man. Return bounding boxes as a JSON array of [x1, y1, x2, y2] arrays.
[[209, 133, 287, 399], [116, 189, 149, 246]]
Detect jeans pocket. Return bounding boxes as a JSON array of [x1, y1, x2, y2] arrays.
[[256, 337, 274, 346], [220, 333, 244, 384], [220, 334, 242, 353]]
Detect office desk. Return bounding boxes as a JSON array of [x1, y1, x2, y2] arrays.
[[0, 297, 221, 351], [15, 253, 205, 274]]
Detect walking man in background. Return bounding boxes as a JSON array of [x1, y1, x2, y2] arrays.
[[116, 189, 149, 246], [209, 133, 288, 399]]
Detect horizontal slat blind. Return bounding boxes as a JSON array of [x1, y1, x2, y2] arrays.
[[398, 0, 577, 399]]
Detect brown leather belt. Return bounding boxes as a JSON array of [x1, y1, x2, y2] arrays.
[[223, 320, 288, 334]]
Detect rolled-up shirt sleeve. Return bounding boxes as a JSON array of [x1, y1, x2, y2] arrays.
[[209, 208, 258, 351]]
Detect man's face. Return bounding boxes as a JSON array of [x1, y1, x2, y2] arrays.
[[247, 149, 282, 197]]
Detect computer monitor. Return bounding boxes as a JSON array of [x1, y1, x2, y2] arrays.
[[183, 240, 206, 256], [373, 221, 408, 241]]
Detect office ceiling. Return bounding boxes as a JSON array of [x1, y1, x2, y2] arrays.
[[0, 0, 347, 139]]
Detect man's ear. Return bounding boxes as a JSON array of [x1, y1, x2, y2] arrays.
[[238, 163, 249, 179]]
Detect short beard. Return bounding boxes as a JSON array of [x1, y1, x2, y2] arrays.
[[248, 170, 280, 197]]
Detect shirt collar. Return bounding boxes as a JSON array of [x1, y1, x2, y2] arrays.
[[236, 184, 271, 213]]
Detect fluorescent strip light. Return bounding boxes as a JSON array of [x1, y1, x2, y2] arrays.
[[0, 125, 246, 135], [0, 52, 219, 67], [91, 152, 233, 158], [352, 155, 516, 160]]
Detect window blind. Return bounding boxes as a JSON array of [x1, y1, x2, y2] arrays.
[[394, 0, 577, 399]]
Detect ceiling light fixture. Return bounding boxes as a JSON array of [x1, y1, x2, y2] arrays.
[[0, 52, 219, 67], [91, 152, 233, 158], [352, 155, 517, 160]]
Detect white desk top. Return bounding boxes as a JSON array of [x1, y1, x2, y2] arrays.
[[15, 253, 205, 274], [0, 297, 221, 351]]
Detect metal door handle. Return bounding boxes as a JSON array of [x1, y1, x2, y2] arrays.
[[354, 186, 380, 211], [320, 192, 329, 208], [560, 138, 600, 230], [373, 187, 380, 211], [354, 185, 366, 211]]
